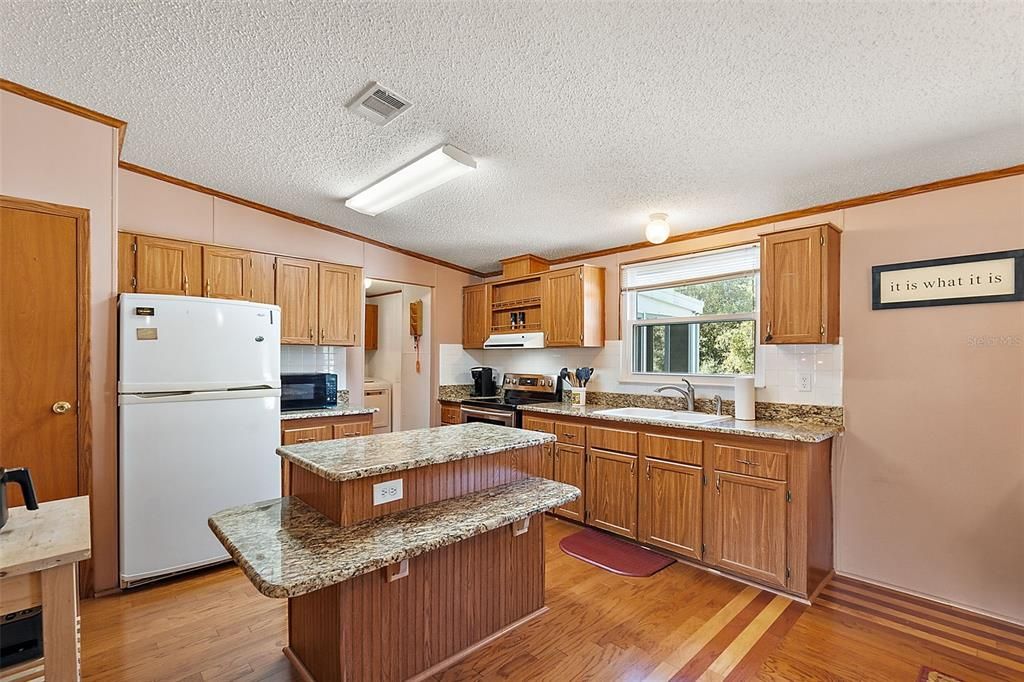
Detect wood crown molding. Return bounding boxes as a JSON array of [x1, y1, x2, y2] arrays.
[[541, 164, 1024, 268], [1, 78, 128, 154], [118, 161, 487, 278]]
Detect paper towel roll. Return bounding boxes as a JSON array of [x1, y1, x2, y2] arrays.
[[734, 375, 756, 421]]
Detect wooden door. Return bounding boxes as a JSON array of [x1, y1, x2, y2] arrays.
[[585, 448, 638, 538], [203, 246, 250, 300], [639, 458, 702, 559], [709, 471, 787, 587], [543, 267, 583, 346], [462, 284, 489, 349], [276, 257, 318, 344], [552, 443, 585, 521], [249, 252, 276, 304], [0, 200, 84, 506], [135, 235, 202, 296], [365, 303, 379, 350], [319, 263, 360, 346], [761, 226, 823, 344]]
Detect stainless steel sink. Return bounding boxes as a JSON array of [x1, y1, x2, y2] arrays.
[[590, 407, 730, 425]]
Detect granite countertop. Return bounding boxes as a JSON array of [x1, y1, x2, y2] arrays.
[[519, 403, 841, 443], [278, 422, 555, 482], [0, 496, 91, 577], [208, 477, 580, 598], [281, 405, 377, 420]]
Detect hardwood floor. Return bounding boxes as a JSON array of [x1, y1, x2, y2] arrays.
[[78, 518, 1024, 681]]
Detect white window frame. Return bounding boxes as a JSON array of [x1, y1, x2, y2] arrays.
[[619, 245, 762, 387]]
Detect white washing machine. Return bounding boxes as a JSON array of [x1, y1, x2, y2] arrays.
[[364, 378, 392, 433]]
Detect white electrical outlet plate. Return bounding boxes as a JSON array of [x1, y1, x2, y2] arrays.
[[797, 372, 813, 392], [373, 479, 404, 505]]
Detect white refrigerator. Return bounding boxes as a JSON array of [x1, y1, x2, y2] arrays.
[[118, 294, 282, 587]]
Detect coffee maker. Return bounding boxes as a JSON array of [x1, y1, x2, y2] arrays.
[[470, 367, 498, 397]]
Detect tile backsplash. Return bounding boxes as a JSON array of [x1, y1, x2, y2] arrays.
[[280, 346, 347, 388], [438, 339, 843, 407]]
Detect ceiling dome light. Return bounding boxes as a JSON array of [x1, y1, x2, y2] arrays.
[[364, 278, 373, 290], [645, 213, 671, 244]]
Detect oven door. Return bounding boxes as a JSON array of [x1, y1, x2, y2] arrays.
[[460, 405, 516, 427]]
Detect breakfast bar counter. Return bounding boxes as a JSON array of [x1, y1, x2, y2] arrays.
[[210, 423, 576, 682]]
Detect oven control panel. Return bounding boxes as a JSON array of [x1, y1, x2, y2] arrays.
[[504, 373, 557, 391]]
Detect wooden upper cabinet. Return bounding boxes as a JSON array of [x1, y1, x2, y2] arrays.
[[134, 235, 202, 296], [760, 224, 841, 344], [365, 303, 379, 351], [708, 470, 788, 588], [639, 458, 702, 560], [276, 257, 318, 344], [249, 252, 276, 304], [542, 265, 604, 347], [118, 232, 137, 293], [203, 246, 250, 300], [462, 284, 489, 349], [585, 448, 638, 539], [318, 263, 361, 346]]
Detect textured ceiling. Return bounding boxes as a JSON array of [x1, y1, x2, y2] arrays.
[[2, 1, 1022, 273]]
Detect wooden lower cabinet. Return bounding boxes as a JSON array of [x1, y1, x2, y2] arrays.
[[334, 420, 371, 439], [639, 458, 702, 560], [439, 401, 461, 425], [280, 414, 374, 494], [707, 471, 788, 588], [552, 443, 585, 521], [585, 448, 637, 538]]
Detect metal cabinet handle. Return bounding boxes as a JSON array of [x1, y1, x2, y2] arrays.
[[715, 476, 721, 493], [630, 460, 636, 476], [645, 462, 651, 479], [52, 401, 72, 415], [736, 458, 758, 466], [563, 433, 576, 439], [206, 280, 211, 297], [294, 437, 316, 443], [764, 321, 773, 342], [309, 326, 314, 340], [184, 275, 190, 294]]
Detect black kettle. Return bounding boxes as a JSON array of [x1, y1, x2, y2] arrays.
[[0, 467, 39, 529]]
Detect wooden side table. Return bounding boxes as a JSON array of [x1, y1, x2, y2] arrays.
[[0, 496, 91, 681]]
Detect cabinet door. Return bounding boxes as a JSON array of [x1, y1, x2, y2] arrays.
[[249, 252, 276, 304], [542, 267, 583, 346], [135, 235, 202, 296], [639, 458, 702, 559], [439, 402, 461, 425], [462, 284, 489, 349], [552, 443, 586, 521], [334, 419, 371, 438], [761, 226, 823, 344], [709, 471, 787, 588], [276, 257, 318, 344], [118, 232, 137, 293], [203, 246, 250, 300], [365, 303, 378, 350], [586, 448, 638, 538], [319, 263, 361, 346]]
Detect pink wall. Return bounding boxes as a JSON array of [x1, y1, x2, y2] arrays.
[[838, 177, 1023, 623], [0, 91, 119, 593]]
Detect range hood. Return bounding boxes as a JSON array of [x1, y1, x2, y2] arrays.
[[483, 332, 545, 349]]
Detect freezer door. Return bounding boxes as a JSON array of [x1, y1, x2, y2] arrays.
[[119, 389, 281, 585], [119, 293, 281, 393]]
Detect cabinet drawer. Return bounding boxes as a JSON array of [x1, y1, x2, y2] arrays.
[[555, 421, 586, 445], [522, 416, 555, 434], [639, 432, 703, 466], [282, 425, 332, 445], [334, 420, 371, 438], [713, 444, 787, 481], [587, 425, 638, 454]]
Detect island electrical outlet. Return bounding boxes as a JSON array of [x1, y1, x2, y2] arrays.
[[373, 479, 404, 505]]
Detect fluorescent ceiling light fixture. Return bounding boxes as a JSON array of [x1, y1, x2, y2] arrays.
[[345, 145, 477, 216]]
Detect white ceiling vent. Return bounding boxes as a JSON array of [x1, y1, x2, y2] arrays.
[[347, 82, 412, 126]]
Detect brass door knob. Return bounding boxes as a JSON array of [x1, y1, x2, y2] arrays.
[[52, 401, 72, 415]]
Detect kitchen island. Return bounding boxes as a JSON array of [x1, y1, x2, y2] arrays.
[[209, 422, 577, 682]]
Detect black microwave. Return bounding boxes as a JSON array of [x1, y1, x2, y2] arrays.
[[281, 373, 337, 412]]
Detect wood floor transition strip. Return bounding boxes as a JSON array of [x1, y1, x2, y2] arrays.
[[641, 587, 761, 682], [698, 595, 792, 681], [669, 592, 774, 681], [723, 600, 806, 681]]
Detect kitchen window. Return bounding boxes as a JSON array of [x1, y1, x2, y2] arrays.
[[621, 244, 759, 383]]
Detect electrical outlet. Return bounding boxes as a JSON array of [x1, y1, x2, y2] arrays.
[[797, 372, 812, 392], [372, 479, 404, 505]]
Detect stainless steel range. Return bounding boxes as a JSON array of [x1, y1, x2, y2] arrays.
[[460, 372, 561, 428]]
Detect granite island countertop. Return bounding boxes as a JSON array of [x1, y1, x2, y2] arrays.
[[208, 477, 579, 598], [277, 422, 555, 482], [281, 405, 377, 420], [519, 402, 841, 443]]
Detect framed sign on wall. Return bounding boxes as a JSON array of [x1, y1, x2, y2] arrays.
[[872, 249, 1024, 310]]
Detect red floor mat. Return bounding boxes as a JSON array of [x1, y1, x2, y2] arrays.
[[559, 528, 675, 577]]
